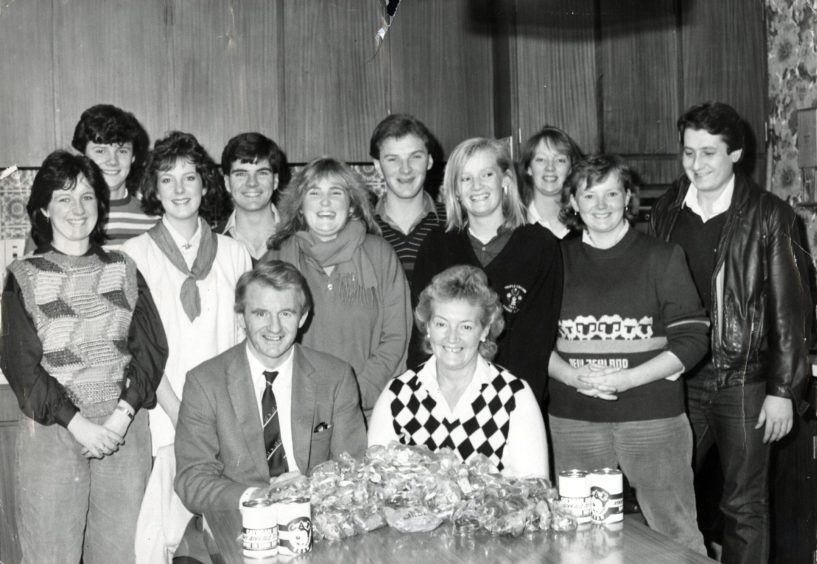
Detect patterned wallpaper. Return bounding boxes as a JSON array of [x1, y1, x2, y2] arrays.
[[767, 0, 817, 199], [0, 169, 35, 241]]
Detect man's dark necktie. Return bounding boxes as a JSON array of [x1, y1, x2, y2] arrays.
[[262, 370, 288, 476]]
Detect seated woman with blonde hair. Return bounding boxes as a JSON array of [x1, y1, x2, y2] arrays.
[[368, 265, 549, 478]]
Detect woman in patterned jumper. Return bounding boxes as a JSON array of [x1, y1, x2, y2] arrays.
[[368, 265, 548, 478], [1, 151, 168, 563], [548, 154, 709, 551], [261, 157, 411, 417]]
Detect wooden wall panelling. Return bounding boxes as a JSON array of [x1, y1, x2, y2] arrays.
[[0, 1, 55, 166], [599, 0, 679, 155], [623, 155, 681, 223], [169, 0, 284, 158], [387, 0, 495, 157], [491, 0, 518, 145], [282, 0, 388, 162], [512, 0, 599, 153], [679, 0, 767, 179], [623, 155, 681, 186], [52, 0, 170, 156]]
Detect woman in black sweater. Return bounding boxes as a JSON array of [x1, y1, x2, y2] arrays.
[[412, 137, 562, 406]]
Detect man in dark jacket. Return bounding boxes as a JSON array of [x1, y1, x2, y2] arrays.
[[650, 101, 811, 564]]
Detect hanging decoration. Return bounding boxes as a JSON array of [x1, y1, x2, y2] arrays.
[[375, 0, 401, 52]]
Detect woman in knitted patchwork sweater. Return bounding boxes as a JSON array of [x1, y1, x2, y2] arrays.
[[1, 152, 168, 564]]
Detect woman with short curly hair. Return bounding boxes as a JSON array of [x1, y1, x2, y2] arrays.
[[369, 265, 549, 478]]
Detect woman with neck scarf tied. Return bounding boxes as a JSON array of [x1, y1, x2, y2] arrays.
[[122, 131, 252, 561]]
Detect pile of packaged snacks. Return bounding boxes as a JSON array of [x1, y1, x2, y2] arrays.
[[266, 443, 580, 541]]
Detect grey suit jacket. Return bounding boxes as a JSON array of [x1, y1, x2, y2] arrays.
[[174, 341, 366, 513]]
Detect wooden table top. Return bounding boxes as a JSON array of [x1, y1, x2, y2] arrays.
[[205, 510, 716, 564]]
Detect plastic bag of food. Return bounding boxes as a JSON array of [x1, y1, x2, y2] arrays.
[[451, 495, 483, 536], [364, 444, 389, 463], [549, 500, 579, 532], [465, 453, 499, 476], [383, 505, 445, 533], [530, 499, 552, 531], [352, 505, 387, 533], [313, 510, 355, 541], [426, 477, 462, 515]]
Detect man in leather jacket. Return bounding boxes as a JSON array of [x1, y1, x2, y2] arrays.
[[650, 102, 811, 564]]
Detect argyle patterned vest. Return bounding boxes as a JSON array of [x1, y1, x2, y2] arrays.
[[387, 366, 524, 471]]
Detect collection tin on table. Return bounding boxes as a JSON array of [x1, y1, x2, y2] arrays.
[[242, 496, 313, 559], [558, 468, 623, 524]]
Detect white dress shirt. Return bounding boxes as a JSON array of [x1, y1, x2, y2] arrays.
[[222, 203, 280, 259], [238, 344, 299, 507], [527, 201, 570, 239], [245, 343, 297, 472], [683, 174, 735, 222]]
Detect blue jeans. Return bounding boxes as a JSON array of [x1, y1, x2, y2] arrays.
[[16, 409, 151, 564], [686, 368, 770, 564], [549, 413, 705, 553]]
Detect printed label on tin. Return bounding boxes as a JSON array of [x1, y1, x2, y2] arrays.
[[560, 495, 591, 522], [242, 525, 278, 552], [279, 517, 312, 554], [591, 487, 624, 523]]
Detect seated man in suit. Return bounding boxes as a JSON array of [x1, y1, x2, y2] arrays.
[[175, 260, 367, 513]]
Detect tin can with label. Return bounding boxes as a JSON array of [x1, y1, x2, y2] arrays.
[[242, 498, 278, 559], [589, 468, 624, 523], [277, 496, 312, 555], [558, 469, 591, 524]]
